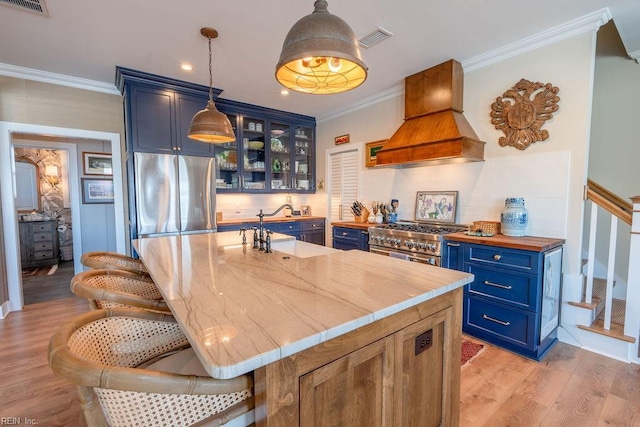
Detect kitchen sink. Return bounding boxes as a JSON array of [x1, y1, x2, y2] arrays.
[[271, 240, 337, 258]]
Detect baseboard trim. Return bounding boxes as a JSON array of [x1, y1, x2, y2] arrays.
[[0, 300, 10, 319]]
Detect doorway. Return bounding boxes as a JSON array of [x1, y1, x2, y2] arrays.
[[0, 122, 126, 317]]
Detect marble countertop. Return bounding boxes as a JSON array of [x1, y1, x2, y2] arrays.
[[133, 231, 473, 379], [445, 232, 565, 252]]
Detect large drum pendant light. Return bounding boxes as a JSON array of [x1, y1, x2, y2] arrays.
[[188, 27, 235, 143], [275, 0, 368, 95]]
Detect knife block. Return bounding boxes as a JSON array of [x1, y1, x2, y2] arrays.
[[354, 207, 370, 223]]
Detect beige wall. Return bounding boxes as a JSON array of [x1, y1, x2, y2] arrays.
[[0, 76, 125, 308], [317, 32, 598, 276], [0, 76, 124, 136], [587, 22, 640, 292]]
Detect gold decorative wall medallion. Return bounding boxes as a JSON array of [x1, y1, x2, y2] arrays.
[[490, 79, 560, 150]]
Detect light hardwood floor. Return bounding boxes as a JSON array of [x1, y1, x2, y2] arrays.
[[1, 297, 639, 426]]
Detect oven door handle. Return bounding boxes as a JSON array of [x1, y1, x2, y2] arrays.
[[369, 247, 438, 265]]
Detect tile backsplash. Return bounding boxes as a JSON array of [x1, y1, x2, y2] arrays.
[[362, 150, 570, 238]]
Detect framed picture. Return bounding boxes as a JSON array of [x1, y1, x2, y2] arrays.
[[414, 191, 458, 223], [81, 179, 114, 204], [301, 205, 311, 216], [83, 152, 113, 176], [365, 139, 386, 168]]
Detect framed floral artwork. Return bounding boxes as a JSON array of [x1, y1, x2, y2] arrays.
[[414, 191, 458, 223]]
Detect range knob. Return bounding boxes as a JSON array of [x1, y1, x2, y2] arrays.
[[394, 238, 402, 246], [418, 242, 427, 250]]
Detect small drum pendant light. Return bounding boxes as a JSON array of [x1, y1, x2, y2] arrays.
[[188, 27, 235, 143], [275, 0, 368, 94]]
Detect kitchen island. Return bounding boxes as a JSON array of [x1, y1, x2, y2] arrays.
[[134, 231, 473, 426]]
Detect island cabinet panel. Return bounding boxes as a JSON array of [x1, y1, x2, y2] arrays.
[[254, 289, 461, 427], [394, 312, 446, 427], [299, 336, 394, 427]]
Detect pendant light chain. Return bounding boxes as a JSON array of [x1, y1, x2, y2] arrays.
[[208, 36, 213, 102]]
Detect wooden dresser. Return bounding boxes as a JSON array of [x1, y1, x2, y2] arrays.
[[19, 220, 59, 268]]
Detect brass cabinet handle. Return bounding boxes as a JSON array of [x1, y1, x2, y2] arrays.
[[483, 280, 512, 290], [482, 314, 510, 326], [493, 254, 502, 261]]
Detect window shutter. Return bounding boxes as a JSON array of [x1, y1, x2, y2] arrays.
[[328, 149, 359, 222]]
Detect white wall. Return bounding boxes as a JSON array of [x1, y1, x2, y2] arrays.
[[316, 32, 598, 279]]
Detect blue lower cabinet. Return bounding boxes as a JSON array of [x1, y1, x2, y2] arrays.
[[445, 237, 563, 361], [218, 219, 325, 245], [332, 226, 369, 251]]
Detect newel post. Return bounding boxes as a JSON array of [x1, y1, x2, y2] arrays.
[[626, 196, 640, 360]]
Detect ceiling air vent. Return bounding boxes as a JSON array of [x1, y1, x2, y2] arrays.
[[359, 27, 393, 48], [0, 0, 49, 16]]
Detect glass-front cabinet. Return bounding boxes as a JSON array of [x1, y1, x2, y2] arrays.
[[293, 125, 313, 191], [269, 121, 292, 191], [240, 116, 267, 191], [215, 113, 315, 193]]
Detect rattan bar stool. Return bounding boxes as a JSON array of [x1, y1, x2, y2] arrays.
[[80, 251, 150, 276], [48, 308, 255, 427], [71, 269, 170, 314]]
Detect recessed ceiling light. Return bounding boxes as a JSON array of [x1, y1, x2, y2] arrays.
[[181, 64, 193, 71], [280, 89, 289, 95]]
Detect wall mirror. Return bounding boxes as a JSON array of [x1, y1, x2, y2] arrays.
[[15, 157, 41, 213]]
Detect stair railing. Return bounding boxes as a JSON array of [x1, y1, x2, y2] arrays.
[[584, 179, 632, 330]]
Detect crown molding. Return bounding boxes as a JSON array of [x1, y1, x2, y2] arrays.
[[318, 9, 612, 123], [462, 8, 612, 72], [317, 84, 403, 123], [0, 63, 120, 95], [628, 49, 640, 63]]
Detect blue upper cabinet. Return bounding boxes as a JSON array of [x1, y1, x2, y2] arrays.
[[116, 67, 316, 194], [128, 85, 176, 154], [175, 92, 218, 157]]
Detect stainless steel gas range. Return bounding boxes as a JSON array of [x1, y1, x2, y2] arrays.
[[368, 222, 468, 266]]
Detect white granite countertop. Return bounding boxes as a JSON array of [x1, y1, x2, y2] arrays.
[[133, 231, 473, 379]]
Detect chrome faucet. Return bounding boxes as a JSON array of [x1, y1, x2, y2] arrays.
[[255, 204, 295, 251]]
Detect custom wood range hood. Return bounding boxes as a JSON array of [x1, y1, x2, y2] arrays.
[[375, 59, 486, 166]]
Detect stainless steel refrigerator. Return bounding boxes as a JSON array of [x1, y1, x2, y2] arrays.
[[134, 152, 217, 237]]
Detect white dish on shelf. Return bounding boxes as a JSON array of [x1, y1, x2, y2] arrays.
[[271, 129, 285, 136]]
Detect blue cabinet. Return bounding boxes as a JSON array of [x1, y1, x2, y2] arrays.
[[332, 226, 369, 251], [116, 67, 316, 194], [444, 236, 563, 361], [124, 83, 213, 156], [216, 219, 325, 245]]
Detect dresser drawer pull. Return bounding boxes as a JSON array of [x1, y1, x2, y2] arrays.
[[483, 280, 512, 290], [342, 232, 348, 236], [493, 254, 501, 261], [482, 314, 510, 326]]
